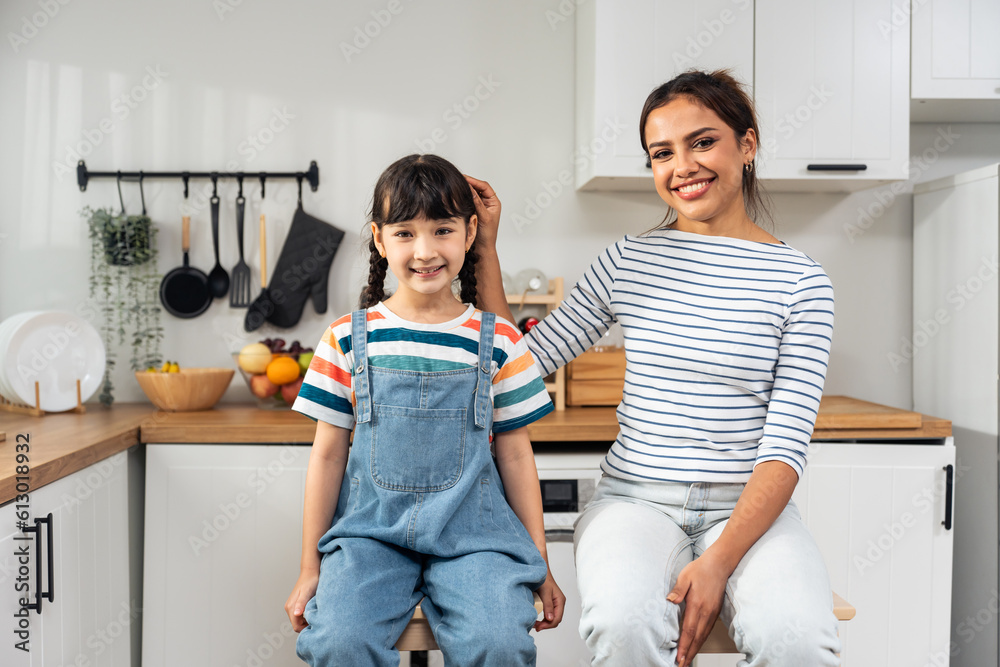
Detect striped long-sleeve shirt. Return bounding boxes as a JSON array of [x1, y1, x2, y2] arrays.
[[292, 302, 554, 433], [527, 228, 834, 483]]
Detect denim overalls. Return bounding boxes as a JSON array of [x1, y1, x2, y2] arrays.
[[297, 310, 548, 667]]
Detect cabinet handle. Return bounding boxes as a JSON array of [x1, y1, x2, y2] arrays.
[[806, 164, 868, 171], [942, 464, 954, 530], [22, 513, 54, 613]]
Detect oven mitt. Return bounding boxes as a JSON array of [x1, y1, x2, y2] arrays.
[[244, 205, 345, 331]]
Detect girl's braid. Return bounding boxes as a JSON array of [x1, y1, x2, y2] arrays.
[[358, 238, 388, 309]]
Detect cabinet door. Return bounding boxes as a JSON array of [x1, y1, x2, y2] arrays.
[[0, 499, 31, 667], [29, 451, 132, 667], [912, 0, 1000, 108], [793, 441, 956, 666], [754, 0, 910, 189], [143, 444, 310, 667], [576, 0, 754, 190]]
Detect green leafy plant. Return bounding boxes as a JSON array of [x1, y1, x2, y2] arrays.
[[84, 206, 163, 405]]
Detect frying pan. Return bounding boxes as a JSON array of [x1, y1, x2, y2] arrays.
[[160, 216, 211, 318]]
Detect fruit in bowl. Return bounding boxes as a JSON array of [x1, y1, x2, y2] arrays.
[[234, 338, 314, 409]]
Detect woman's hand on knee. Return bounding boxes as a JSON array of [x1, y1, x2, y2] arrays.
[[465, 175, 501, 247], [667, 552, 729, 667], [285, 569, 320, 633], [533, 570, 566, 632]]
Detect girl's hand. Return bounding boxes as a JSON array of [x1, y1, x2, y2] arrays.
[[667, 550, 730, 667], [533, 569, 566, 632], [465, 175, 502, 248], [285, 569, 320, 633]]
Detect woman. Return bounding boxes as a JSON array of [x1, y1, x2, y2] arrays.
[[468, 69, 841, 667]]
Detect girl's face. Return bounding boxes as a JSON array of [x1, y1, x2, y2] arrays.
[[372, 215, 477, 303], [644, 96, 756, 228]]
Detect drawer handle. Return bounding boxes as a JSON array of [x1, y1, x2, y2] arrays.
[[22, 513, 54, 613], [806, 164, 868, 171], [942, 464, 953, 530]]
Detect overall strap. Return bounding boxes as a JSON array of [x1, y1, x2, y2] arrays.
[[351, 309, 372, 424], [474, 311, 496, 429]]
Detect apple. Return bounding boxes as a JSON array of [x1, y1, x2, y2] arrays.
[[281, 378, 304, 404], [297, 351, 314, 374], [249, 374, 279, 399]]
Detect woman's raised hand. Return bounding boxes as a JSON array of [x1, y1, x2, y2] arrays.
[[465, 175, 502, 248]]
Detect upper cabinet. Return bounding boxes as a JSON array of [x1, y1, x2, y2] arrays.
[[576, 0, 911, 192], [754, 0, 910, 191], [576, 0, 754, 191], [911, 0, 1000, 122]]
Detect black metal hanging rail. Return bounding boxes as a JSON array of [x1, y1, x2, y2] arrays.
[[76, 159, 319, 198]]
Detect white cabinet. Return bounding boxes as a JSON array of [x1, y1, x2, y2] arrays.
[[576, 0, 754, 191], [914, 164, 1000, 667], [576, 0, 911, 192], [754, 0, 910, 190], [911, 0, 1000, 122], [0, 450, 132, 667], [697, 440, 956, 667], [142, 444, 310, 667]]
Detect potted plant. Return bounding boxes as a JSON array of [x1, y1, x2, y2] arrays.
[[84, 206, 163, 405]]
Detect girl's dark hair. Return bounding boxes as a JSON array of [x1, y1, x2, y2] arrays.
[[359, 154, 479, 309], [639, 68, 772, 229]]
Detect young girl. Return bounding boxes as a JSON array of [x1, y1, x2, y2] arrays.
[[284, 154, 565, 666]]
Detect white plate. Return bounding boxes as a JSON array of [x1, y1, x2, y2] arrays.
[[0, 312, 36, 402], [2, 312, 106, 411]]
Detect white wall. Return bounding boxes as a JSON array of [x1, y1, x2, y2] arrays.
[[1, 0, 998, 409]]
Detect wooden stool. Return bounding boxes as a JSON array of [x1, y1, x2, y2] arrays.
[[397, 592, 544, 652], [699, 591, 855, 654]]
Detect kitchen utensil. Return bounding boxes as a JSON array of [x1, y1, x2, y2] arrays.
[[229, 195, 251, 307], [1, 311, 106, 411], [207, 195, 230, 298], [134, 367, 234, 411], [244, 205, 344, 331], [160, 216, 212, 318]]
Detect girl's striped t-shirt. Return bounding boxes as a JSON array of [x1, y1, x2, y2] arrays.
[[292, 302, 554, 433], [526, 228, 835, 484]]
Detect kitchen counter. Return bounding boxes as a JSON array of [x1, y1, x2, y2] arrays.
[[0, 395, 951, 504]]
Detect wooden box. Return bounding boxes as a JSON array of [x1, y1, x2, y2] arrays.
[[566, 349, 626, 406]]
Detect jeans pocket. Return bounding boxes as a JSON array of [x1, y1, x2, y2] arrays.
[[371, 405, 466, 491]]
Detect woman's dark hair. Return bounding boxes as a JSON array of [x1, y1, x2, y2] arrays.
[[639, 68, 772, 229], [359, 154, 479, 309]]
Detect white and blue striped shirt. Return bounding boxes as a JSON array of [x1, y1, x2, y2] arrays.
[[527, 228, 834, 483]]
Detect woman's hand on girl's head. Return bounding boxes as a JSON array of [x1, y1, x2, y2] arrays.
[[285, 569, 320, 633], [465, 175, 501, 248], [533, 569, 566, 632]]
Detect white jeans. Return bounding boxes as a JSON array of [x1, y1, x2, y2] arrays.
[[574, 474, 842, 666]]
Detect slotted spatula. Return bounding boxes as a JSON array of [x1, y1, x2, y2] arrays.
[[229, 194, 251, 307]]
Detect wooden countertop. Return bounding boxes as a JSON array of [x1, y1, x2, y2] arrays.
[[0, 395, 951, 504]]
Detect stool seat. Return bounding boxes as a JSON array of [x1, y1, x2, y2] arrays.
[[700, 591, 855, 653], [396, 593, 544, 652]]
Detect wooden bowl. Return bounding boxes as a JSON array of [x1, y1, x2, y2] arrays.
[[134, 368, 235, 412]]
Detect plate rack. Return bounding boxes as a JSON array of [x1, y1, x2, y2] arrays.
[[0, 380, 86, 417], [506, 277, 565, 410]]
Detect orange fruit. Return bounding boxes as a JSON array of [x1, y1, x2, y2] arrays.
[[266, 356, 301, 385]]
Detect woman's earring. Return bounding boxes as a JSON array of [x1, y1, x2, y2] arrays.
[[744, 161, 754, 174]]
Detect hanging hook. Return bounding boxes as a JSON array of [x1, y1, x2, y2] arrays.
[[182, 172, 190, 199], [211, 174, 218, 198], [116, 171, 126, 214], [237, 175, 244, 199], [296, 174, 303, 208], [138, 172, 147, 215], [259, 173, 266, 199]]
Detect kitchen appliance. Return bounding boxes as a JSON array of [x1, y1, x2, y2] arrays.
[[914, 163, 1000, 667]]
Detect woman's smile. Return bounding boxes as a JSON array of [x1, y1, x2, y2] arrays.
[[673, 177, 715, 199]]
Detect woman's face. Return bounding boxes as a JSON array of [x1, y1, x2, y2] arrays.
[[643, 96, 756, 227]]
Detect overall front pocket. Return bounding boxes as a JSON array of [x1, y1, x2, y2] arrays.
[[370, 405, 466, 491]]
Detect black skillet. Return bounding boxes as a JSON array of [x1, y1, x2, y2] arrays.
[[160, 215, 212, 318]]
